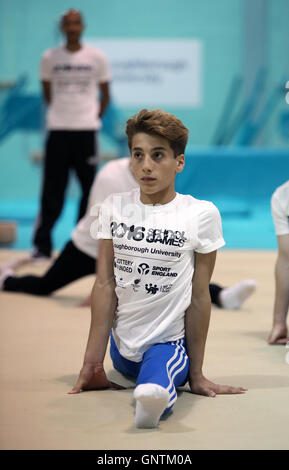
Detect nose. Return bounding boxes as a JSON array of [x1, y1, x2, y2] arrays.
[[142, 155, 153, 174]]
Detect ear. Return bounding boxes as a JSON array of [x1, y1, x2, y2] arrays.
[[175, 154, 185, 174]]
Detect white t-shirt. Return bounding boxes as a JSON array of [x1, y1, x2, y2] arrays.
[[72, 158, 137, 257], [40, 44, 111, 130], [271, 180, 289, 236], [97, 188, 225, 362]]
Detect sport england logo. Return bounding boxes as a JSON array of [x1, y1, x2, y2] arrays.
[[151, 265, 178, 278], [138, 263, 150, 275]]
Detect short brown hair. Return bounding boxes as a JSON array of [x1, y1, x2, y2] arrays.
[[126, 109, 189, 157]]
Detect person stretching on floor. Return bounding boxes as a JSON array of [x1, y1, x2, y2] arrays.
[[68, 108, 247, 429]]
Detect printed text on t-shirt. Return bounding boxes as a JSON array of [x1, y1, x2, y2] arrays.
[[110, 221, 187, 247]]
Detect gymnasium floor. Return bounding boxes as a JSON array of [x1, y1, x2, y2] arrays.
[[0, 248, 288, 450]]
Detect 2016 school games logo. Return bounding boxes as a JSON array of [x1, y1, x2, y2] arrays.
[[110, 221, 187, 247]]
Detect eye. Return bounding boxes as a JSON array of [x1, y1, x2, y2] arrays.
[[153, 152, 163, 159], [133, 152, 143, 160]]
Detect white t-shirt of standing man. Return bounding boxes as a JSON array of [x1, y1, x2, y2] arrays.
[[40, 44, 112, 130]]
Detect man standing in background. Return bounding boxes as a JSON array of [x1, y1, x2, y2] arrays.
[[32, 9, 111, 259]]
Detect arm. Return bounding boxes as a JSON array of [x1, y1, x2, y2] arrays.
[[98, 82, 110, 118], [268, 234, 289, 344], [41, 80, 51, 105], [186, 251, 247, 396], [69, 239, 121, 393], [78, 260, 98, 307]]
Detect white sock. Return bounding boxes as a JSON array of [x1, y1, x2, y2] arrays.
[[133, 383, 170, 429], [0, 254, 30, 272], [0, 268, 14, 289], [219, 279, 257, 310]]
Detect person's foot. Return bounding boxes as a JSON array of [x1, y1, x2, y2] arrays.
[[0, 268, 14, 289], [30, 248, 51, 263], [219, 280, 257, 310], [0, 254, 31, 273], [133, 383, 169, 428]]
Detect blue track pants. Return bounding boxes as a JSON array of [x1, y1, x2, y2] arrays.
[[110, 334, 189, 412]]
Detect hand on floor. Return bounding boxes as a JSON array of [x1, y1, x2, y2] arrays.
[[268, 324, 289, 345], [68, 362, 125, 393], [189, 374, 247, 397]]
